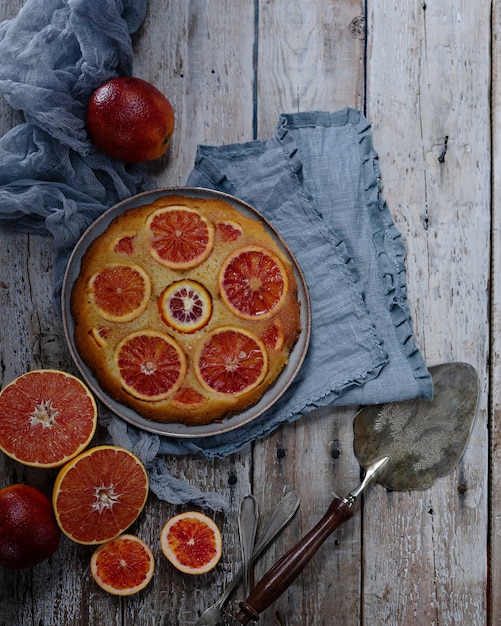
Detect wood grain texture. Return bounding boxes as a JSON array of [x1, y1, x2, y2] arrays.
[[0, 0, 492, 624], [491, 1, 501, 625], [365, 1, 490, 624]]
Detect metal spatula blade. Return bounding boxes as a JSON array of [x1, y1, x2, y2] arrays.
[[353, 362, 479, 491]]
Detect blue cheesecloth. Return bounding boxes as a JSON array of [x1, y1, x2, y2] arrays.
[[0, 1, 432, 511]]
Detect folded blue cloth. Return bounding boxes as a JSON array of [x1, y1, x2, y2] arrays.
[[0, 1, 432, 511]]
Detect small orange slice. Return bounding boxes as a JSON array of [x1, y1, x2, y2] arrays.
[[158, 279, 212, 333], [172, 386, 205, 405], [219, 245, 288, 319], [0, 369, 97, 468], [89, 263, 151, 322], [261, 319, 285, 352], [89, 326, 112, 347], [53, 445, 149, 545], [160, 511, 222, 575], [90, 534, 154, 596], [114, 330, 187, 401], [147, 205, 215, 269], [195, 326, 268, 396], [112, 231, 137, 255], [216, 219, 243, 242]]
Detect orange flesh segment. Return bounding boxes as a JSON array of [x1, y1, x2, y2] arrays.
[[91, 535, 154, 594]]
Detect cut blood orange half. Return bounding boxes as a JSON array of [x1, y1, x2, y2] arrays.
[[147, 205, 215, 269], [158, 279, 212, 333], [53, 445, 149, 545], [90, 534, 154, 596], [195, 326, 268, 396], [160, 511, 222, 575], [219, 245, 289, 319], [89, 263, 151, 322], [0, 369, 97, 468], [114, 330, 187, 401]]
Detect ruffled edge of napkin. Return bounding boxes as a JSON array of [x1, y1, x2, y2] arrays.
[[353, 109, 432, 395], [275, 108, 431, 399]]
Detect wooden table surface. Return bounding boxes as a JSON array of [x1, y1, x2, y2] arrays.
[[0, 0, 497, 624]]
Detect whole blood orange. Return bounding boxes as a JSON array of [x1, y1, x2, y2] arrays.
[[52, 445, 149, 545], [86, 76, 175, 163], [160, 511, 222, 575], [195, 326, 268, 396], [0, 484, 61, 569], [219, 245, 289, 319], [0, 369, 97, 468], [90, 534, 155, 596]]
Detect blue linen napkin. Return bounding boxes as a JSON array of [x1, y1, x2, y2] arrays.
[[0, 0, 432, 511]]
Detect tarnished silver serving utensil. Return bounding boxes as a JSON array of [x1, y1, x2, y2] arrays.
[[238, 494, 258, 599], [194, 491, 300, 626], [235, 362, 479, 623]]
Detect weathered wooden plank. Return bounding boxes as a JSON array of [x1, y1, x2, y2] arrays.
[[364, 1, 490, 624], [490, 2, 501, 624], [256, 0, 365, 136]]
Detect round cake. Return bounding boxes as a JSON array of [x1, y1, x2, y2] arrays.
[[70, 193, 302, 426]]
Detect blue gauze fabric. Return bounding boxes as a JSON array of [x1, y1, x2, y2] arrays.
[[0, 0, 155, 304], [0, 1, 432, 512]]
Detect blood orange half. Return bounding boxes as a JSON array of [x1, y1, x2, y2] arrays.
[[53, 445, 149, 545], [219, 245, 289, 319], [195, 326, 268, 396], [158, 279, 212, 333], [160, 511, 222, 575], [147, 206, 215, 269], [89, 263, 151, 322], [0, 369, 97, 468], [114, 330, 187, 401], [90, 534, 154, 595]]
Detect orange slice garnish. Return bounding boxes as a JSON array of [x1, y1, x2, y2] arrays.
[[194, 326, 268, 396], [158, 279, 212, 333], [114, 330, 186, 401], [147, 205, 215, 269], [219, 245, 288, 320], [89, 263, 151, 322]]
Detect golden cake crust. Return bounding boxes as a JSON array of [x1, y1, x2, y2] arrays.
[[70, 194, 301, 426]]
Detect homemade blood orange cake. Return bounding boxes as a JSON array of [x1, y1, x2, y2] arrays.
[[70, 194, 302, 426]]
